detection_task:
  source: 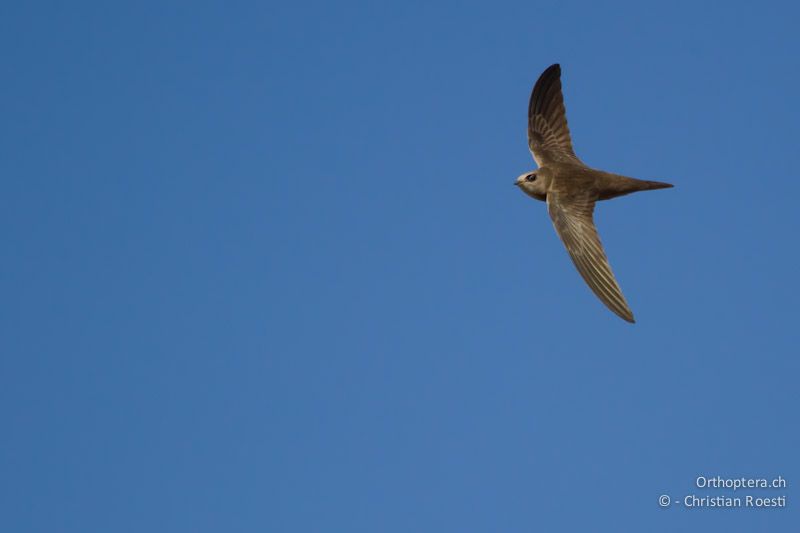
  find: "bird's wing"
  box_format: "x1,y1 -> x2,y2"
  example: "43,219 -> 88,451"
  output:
547,192 -> 635,322
528,64 -> 583,167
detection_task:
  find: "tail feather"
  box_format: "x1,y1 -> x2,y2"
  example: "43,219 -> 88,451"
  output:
638,179 -> 674,191
599,174 -> 673,200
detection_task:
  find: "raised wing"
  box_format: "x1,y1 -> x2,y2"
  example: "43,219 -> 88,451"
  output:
547,192 -> 635,322
528,64 -> 583,167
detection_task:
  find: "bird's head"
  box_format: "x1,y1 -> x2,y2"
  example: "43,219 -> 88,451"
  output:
514,170 -> 547,201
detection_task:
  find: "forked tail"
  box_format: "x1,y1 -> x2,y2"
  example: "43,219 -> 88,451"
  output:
598,173 -> 674,200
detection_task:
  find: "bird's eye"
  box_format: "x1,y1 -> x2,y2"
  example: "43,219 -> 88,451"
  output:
526,173 -> 537,182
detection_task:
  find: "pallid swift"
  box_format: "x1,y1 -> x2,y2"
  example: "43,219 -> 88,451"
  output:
515,64 -> 673,323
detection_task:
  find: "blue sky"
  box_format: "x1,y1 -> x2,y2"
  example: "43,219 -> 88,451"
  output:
1,1 -> 798,531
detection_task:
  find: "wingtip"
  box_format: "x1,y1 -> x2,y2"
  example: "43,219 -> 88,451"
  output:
616,310 -> 636,324
618,308 -> 636,323
616,313 -> 635,324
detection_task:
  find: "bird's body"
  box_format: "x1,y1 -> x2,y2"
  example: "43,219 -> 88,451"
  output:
515,64 -> 673,323
519,164 -> 672,203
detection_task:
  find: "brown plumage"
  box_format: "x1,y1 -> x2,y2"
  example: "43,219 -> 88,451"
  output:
515,64 -> 673,323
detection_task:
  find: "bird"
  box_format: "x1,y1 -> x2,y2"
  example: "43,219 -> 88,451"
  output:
514,64 -> 673,323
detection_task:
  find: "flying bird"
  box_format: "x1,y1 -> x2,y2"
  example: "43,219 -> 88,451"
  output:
515,64 -> 672,323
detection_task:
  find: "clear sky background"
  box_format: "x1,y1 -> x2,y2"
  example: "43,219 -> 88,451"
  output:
2,1 -> 798,531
